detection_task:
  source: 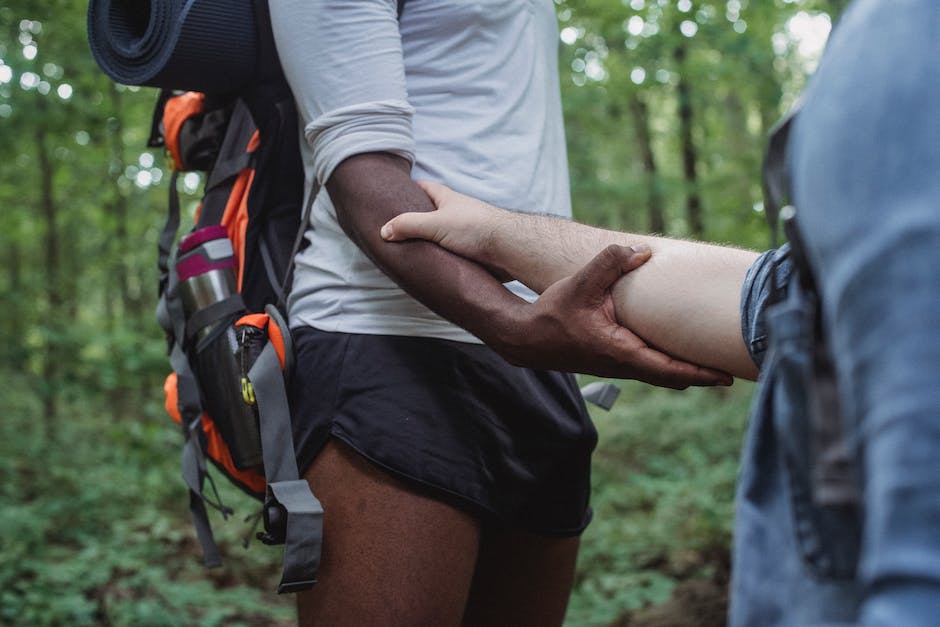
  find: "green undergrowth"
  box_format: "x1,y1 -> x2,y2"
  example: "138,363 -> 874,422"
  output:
567,378 -> 755,627
0,373 -> 292,627
1,371 -> 753,626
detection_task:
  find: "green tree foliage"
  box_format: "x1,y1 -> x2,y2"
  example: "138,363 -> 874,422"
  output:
0,0 -> 843,624
0,0 -> 196,427
556,0 -> 840,247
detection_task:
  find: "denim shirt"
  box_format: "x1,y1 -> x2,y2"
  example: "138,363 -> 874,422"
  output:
732,245 -> 864,626
730,1 -> 940,624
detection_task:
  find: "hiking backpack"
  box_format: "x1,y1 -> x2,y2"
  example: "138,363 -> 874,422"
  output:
150,85 -> 322,594
136,0 -> 335,593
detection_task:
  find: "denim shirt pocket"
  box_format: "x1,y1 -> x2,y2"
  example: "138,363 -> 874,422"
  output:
766,285 -> 862,582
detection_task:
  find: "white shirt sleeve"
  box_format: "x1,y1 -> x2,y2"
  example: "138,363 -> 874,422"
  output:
270,0 -> 416,185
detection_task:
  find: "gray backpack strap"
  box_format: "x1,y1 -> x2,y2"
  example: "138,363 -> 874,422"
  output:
579,381 -> 620,411
184,294 -> 245,341
247,326 -> 323,594
170,340 -> 233,568
181,425 -> 225,568
266,480 -> 324,593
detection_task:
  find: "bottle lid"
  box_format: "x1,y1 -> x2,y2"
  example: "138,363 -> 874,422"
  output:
176,249 -> 237,282
177,225 -> 237,282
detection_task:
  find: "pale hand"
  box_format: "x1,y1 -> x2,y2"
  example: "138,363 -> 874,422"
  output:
381,180 -> 512,277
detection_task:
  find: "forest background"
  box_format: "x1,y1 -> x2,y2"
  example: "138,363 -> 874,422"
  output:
0,0 -> 846,625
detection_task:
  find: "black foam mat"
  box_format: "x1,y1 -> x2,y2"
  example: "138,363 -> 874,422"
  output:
87,0 -> 258,93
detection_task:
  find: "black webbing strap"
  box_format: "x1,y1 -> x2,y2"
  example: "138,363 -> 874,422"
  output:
163,246 -> 188,351
147,89 -> 174,150
181,426 -> 229,567
248,339 -> 323,593
184,294 -> 246,340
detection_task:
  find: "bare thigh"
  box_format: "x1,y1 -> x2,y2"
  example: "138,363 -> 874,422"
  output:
296,439 -> 481,627
462,526 -> 581,627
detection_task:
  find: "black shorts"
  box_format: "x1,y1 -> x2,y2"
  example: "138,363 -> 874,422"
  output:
289,327 -> 597,536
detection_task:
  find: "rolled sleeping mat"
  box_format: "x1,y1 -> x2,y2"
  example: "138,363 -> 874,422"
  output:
87,0 -> 258,94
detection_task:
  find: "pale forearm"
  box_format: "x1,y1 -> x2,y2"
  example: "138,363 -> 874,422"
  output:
611,240 -> 758,380
474,213 -> 759,379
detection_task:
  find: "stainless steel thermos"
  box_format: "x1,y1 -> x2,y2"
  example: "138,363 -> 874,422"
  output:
176,226 -> 263,470
177,225 -> 239,335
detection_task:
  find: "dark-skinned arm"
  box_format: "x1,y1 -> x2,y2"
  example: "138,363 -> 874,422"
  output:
326,151 -> 731,387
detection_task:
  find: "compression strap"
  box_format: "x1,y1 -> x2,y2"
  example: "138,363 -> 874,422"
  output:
248,327 -> 323,593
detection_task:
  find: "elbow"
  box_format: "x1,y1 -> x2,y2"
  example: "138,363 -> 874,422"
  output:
325,151 -> 430,261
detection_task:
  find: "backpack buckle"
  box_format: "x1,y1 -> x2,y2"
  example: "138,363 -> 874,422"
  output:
258,499 -> 287,546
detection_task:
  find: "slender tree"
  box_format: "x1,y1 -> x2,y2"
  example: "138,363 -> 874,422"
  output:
628,92 -> 665,233
36,118 -> 61,427
673,43 -> 704,238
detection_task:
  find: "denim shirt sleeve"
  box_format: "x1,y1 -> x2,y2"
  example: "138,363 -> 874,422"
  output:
789,1 -> 940,624
739,243 -> 792,371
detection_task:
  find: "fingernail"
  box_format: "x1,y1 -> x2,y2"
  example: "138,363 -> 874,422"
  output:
380,223 -> 393,239
630,243 -> 651,254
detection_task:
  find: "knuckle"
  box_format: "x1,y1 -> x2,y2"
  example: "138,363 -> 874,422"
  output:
601,244 -> 627,262
602,243 -> 624,257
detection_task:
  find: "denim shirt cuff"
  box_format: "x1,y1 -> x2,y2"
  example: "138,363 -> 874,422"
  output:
740,243 -> 793,370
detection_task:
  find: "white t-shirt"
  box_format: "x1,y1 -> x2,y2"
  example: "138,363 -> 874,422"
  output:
271,0 -> 571,343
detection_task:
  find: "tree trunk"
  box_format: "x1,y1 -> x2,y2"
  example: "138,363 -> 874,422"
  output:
674,44 -> 704,238
107,88 -> 134,322
757,71 -> 784,139
36,125 -> 60,429
723,93 -> 749,154
3,237 -> 25,371
628,93 -> 666,233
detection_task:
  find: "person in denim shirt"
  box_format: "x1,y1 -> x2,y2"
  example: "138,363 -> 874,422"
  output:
380,0 -> 940,623
732,1 -> 940,623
